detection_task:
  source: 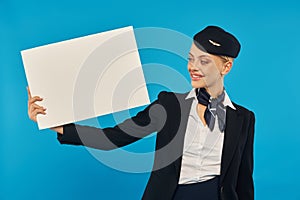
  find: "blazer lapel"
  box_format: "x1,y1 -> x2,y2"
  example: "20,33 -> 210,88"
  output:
220,106 -> 244,183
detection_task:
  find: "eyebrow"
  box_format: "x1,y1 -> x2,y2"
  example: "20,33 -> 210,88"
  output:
189,53 -> 211,59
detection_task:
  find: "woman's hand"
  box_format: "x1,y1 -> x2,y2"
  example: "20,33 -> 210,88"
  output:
27,86 -> 63,134
27,87 -> 46,122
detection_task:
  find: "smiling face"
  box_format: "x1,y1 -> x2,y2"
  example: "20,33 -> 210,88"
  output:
188,42 -> 233,96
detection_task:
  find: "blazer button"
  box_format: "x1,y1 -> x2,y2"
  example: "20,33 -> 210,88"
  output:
220,186 -> 224,193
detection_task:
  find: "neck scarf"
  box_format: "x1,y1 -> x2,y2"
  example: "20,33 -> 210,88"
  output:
196,88 -> 226,132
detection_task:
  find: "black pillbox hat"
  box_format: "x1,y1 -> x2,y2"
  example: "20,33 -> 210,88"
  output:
193,26 -> 241,58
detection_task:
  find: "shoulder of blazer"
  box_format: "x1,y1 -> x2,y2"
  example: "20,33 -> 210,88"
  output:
232,102 -> 255,117
230,102 -> 255,129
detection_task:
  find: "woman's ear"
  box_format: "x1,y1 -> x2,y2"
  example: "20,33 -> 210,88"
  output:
221,61 -> 233,75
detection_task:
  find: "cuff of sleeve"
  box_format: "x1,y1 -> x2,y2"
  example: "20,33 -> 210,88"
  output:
57,123 -> 83,145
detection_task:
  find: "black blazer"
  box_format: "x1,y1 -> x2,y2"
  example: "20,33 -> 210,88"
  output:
58,91 -> 255,200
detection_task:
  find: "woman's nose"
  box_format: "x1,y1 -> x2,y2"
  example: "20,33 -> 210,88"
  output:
189,61 -> 200,71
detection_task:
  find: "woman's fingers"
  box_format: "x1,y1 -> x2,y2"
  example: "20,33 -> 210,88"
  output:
27,87 -> 46,122
28,96 -> 43,106
32,108 -> 46,116
30,103 -> 45,111
29,103 -> 46,113
29,107 -> 46,122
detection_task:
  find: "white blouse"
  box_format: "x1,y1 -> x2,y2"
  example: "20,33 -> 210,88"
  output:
178,89 -> 236,184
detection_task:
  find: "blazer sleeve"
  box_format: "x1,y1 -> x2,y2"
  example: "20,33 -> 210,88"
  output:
236,111 -> 255,200
56,92 -> 167,150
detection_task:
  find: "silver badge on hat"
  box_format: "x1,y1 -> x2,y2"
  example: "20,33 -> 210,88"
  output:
209,39 -> 221,47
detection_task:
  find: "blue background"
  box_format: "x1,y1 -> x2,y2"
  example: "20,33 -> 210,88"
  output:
1,0 -> 300,199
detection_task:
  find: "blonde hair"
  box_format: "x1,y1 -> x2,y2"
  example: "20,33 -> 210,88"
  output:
219,55 -> 234,63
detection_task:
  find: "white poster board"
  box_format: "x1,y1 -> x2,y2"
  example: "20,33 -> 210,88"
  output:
22,26 -> 150,129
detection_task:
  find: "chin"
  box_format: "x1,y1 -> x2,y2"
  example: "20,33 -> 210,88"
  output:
191,81 -> 206,89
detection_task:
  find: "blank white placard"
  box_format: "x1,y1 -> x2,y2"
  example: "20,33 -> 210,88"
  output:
22,26 -> 150,130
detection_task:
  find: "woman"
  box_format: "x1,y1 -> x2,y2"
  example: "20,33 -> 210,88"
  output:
28,26 -> 255,200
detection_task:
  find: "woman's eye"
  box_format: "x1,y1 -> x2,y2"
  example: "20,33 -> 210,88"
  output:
201,60 -> 209,65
